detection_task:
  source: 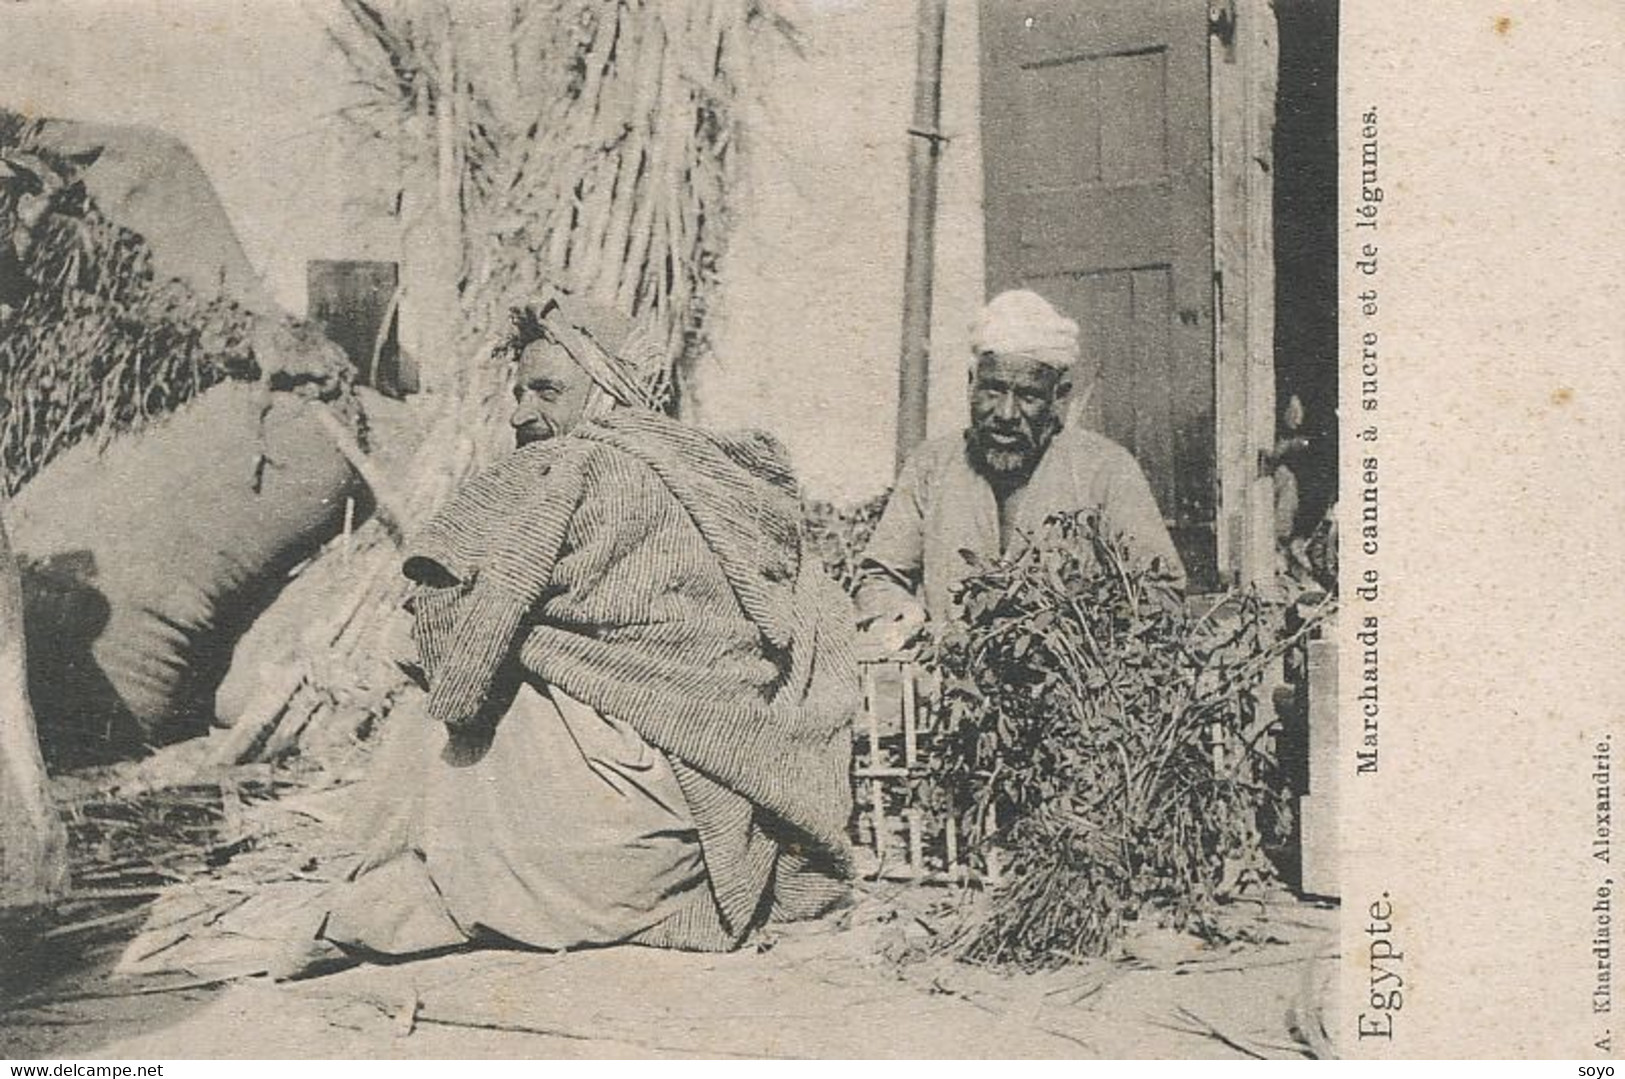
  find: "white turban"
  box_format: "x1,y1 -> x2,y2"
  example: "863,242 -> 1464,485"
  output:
969,289 -> 1080,370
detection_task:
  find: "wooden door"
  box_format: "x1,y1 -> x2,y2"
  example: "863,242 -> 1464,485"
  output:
981,0 -> 1217,588
307,260 -> 407,396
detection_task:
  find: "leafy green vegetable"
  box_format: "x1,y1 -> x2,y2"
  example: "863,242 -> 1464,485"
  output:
922,510 -> 1324,968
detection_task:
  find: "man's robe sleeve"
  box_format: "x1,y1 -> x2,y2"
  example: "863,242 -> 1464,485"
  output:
417,454 -> 590,729
853,451 -> 931,627
1102,453 -> 1188,591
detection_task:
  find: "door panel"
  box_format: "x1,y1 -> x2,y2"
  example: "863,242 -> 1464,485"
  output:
982,0 -> 1217,587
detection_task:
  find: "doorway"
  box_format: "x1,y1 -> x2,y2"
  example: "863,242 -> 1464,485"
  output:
1273,0 -> 1339,539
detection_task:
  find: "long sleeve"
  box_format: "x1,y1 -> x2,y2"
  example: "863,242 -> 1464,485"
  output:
1101,454 -> 1187,591
853,451 -> 931,627
419,452 -> 590,729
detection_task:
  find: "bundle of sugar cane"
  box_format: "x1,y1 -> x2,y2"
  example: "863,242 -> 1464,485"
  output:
329,0 -> 766,403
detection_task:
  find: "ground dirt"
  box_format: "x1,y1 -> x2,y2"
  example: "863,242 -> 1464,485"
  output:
2,864 -> 1334,1059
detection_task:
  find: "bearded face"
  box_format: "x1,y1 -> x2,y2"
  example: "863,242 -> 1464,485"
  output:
966,353 -> 1071,485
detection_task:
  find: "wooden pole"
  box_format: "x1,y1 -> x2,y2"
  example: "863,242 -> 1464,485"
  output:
893,0 -> 948,473
1211,0 -> 1280,589
0,516 -> 68,908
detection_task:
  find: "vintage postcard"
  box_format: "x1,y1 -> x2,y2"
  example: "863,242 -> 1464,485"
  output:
0,0 -> 1617,1063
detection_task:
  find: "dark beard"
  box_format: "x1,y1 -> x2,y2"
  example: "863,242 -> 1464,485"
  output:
966,427 -> 1051,489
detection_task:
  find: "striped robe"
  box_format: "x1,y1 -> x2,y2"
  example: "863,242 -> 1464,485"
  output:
385,411 -> 856,951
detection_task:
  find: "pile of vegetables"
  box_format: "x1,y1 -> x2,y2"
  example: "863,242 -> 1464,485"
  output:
923,511 -> 1323,968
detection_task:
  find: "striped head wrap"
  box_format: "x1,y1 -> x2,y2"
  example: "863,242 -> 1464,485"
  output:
498,290 -> 672,414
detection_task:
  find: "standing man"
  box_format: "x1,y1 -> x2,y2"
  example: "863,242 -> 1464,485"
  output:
857,289 -> 1184,649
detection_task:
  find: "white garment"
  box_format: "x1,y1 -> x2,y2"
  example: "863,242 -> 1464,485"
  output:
323,681 -> 706,955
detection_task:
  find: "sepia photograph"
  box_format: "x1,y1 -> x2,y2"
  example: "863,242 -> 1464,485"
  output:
1,0 -> 1608,1063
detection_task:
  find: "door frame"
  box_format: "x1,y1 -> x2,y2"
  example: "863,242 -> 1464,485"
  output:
1211,0 -> 1279,590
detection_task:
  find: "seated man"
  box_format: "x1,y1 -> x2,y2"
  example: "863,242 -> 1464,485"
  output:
305,292 -> 855,966
857,289 -> 1185,649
